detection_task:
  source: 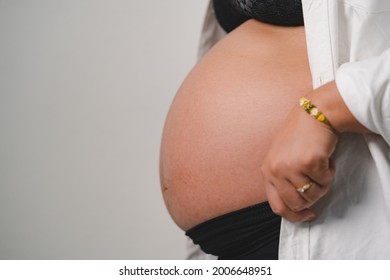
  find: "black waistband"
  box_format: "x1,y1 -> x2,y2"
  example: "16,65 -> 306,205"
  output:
186,202 -> 281,260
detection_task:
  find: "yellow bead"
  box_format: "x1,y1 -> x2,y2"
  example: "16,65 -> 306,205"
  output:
317,114 -> 326,122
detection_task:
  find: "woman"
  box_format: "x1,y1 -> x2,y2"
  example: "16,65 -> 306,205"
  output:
160,0 -> 390,259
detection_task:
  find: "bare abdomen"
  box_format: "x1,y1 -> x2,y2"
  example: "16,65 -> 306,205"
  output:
160,20 -> 312,230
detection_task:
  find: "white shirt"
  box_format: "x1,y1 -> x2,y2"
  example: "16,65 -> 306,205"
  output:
280,0 -> 390,260
196,0 -> 390,259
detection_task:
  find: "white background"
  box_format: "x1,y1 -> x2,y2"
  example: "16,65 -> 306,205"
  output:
0,0 -> 209,259
0,260 -> 386,280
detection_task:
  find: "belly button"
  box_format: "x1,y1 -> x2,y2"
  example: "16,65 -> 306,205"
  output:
161,177 -> 169,192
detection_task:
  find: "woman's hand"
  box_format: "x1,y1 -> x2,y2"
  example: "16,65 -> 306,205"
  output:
261,104 -> 338,222
261,81 -> 370,222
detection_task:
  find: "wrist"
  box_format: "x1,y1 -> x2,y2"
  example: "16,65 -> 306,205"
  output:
299,97 -> 334,130
305,81 -> 370,134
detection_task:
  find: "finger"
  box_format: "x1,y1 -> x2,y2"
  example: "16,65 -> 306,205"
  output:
272,177 -> 311,212
265,182 -> 316,222
294,179 -> 329,206
304,158 -> 336,186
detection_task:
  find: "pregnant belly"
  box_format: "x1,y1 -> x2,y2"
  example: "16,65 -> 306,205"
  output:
160,20 -> 312,230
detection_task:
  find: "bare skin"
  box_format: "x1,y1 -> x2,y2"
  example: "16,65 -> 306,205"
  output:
160,20 -> 313,230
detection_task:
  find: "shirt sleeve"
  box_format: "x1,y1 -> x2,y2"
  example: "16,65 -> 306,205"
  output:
335,48 -> 390,145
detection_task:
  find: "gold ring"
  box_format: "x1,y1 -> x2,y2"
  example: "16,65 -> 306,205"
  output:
296,181 -> 313,193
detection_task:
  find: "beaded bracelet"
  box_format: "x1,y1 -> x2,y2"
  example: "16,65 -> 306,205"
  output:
299,97 -> 332,127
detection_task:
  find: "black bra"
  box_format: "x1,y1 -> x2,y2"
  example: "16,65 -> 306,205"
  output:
213,0 -> 304,33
